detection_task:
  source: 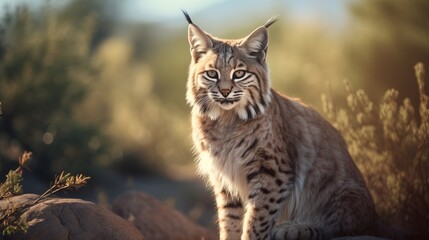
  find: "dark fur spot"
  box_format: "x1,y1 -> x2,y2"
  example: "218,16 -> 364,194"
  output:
252,73 -> 265,105
249,90 -> 256,104
256,149 -> 273,161
245,158 -> 258,167
308,227 -> 314,239
201,102 -> 208,113
269,209 -> 278,215
261,187 -> 270,194
276,196 -> 287,204
314,228 -> 321,239
260,166 -> 276,177
241,138 -> 258,158
260,224 -> 270,233
245,106 -> 253,119
252,225 -> 258,234
279,168 -> 293,175
214,148 -> 221,156
278,188 -> 288,193
247,171 -> 259,183
236,138 -> 245,148
226,214 -> 241,220
224,201 -> 242,209
260,221 -> 269,228
249,192 -> 258,199
247,166 -> 276,185
253,103 -> 261,115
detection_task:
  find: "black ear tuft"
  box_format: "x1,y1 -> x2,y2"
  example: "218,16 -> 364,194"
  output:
186,14 -> 213,63
182,10 -> 193,24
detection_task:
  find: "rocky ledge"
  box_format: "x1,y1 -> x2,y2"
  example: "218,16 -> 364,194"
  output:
0,192 -> 388,240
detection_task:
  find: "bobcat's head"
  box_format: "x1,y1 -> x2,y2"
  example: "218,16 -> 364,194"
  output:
184,11 -> 277,120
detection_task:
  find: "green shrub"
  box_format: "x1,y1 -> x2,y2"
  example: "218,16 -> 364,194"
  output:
0,5 -> 109,178
322,63 -> 429,232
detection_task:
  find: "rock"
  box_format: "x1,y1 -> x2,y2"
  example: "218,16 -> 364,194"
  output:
0,194 -> 144,240
112,191 -> 217,240
333,237 -> 389,240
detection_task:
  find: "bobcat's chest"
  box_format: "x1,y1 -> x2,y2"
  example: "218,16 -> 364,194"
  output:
192,115 -> 269,199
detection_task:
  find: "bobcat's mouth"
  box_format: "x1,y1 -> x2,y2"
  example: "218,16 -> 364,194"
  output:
218,99 -> 236,104
214,97 -> 240,105
214,98 -> 240,110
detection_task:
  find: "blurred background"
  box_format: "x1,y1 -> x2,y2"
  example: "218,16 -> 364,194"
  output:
0,0 -> 428,234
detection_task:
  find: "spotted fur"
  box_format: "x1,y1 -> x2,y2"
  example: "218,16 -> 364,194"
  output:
184,12 -> 378,240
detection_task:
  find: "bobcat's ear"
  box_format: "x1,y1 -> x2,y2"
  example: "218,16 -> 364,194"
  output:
240,26 -> 268,63
188,24 -> 213,62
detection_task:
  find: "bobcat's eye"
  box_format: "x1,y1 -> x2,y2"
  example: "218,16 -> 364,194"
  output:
232,70 -> 247,81
204,70 -> 219,81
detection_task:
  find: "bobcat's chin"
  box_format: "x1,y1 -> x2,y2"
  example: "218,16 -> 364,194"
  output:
216,100 -> 238,110
205,100 -> 244,120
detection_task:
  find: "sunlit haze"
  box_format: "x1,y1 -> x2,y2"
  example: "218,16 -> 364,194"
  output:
0,0 -> 348,26
121,0 -> 225,22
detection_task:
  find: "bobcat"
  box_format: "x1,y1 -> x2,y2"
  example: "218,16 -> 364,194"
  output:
184,11 -> 378,240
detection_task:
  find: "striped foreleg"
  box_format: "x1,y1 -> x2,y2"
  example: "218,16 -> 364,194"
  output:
215,187 -> 244,240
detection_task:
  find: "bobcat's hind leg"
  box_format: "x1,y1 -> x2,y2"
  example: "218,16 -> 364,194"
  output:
271,223 -> 324,240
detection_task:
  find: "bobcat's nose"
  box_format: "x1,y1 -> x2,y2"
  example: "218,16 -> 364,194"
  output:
219,88 -> 231,98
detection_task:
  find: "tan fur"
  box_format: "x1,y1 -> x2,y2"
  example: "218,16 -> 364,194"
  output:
184,13 -> 377,240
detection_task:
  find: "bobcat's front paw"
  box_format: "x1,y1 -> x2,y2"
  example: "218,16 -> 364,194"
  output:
271,223 -> 323,240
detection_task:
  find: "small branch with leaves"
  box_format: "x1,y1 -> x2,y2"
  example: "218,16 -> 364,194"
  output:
0,151 -> 31,200
0,151 -> 90,237
31,171 -> 90,206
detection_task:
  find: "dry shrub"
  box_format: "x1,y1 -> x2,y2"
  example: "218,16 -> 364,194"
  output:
322,63 -> 429,233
